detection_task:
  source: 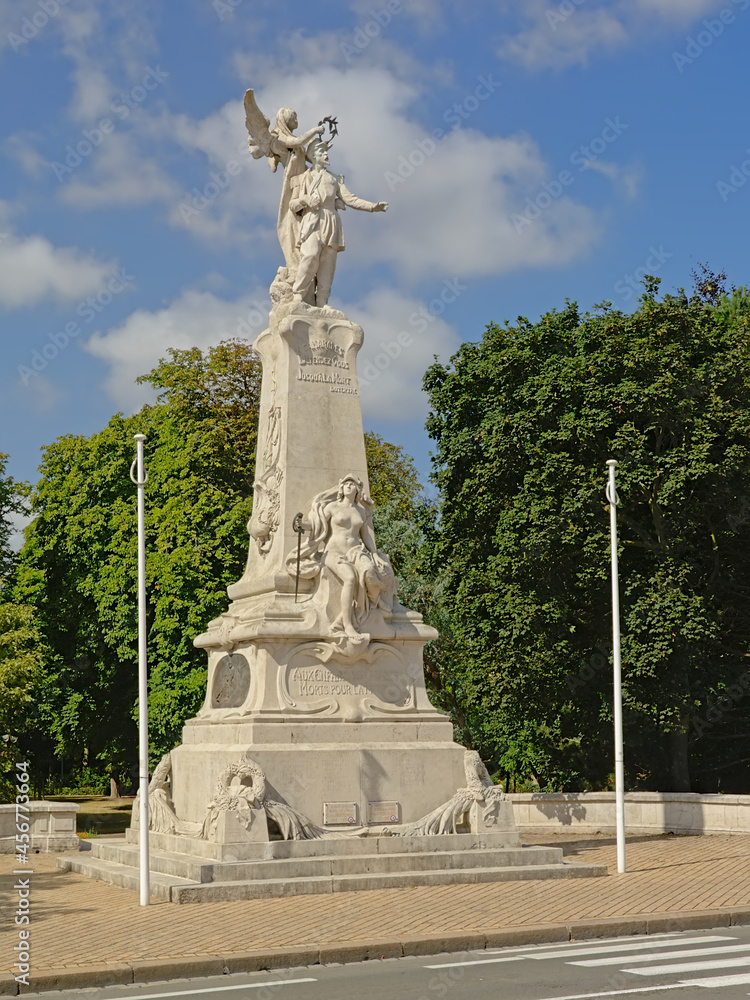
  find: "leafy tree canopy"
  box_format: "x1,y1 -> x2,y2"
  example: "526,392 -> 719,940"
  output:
0,452 -> 28,587
424,276 -> 750,792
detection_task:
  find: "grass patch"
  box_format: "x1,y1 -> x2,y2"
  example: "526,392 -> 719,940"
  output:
45,795 -> 135,836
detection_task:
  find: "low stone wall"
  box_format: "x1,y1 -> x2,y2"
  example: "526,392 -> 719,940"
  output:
0,801 -> 81,853
510,791 -> 750,835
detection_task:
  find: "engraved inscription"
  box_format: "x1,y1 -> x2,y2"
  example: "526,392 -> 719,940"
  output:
323,802 -> 358,825
290,665 -> 368,698
296,335 -> 357,394
368,801 -> 400,824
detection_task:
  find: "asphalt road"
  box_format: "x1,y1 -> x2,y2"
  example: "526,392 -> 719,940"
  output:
24,926 -> 750,1000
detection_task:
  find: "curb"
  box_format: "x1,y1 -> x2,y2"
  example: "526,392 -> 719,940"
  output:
10,908 -> 750,995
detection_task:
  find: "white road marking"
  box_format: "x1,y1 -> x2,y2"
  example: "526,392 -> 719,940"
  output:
573,943 -> 750,967
426,935 -> 736,968
483,932 -> 687,955
627,956 -> 750,976
679,972 -> 750,987
532,985 -> 687,1000
424,956 -> 526,968
99,979 -> 318,1000
532,936 -> 734,961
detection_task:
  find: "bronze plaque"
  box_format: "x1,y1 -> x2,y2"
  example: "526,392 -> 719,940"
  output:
367,801 -> 400,824
323,802 -> 358,826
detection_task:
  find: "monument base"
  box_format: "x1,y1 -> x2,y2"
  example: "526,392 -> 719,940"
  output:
58,827 -> 607,903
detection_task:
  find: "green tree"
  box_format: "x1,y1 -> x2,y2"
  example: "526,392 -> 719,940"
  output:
13,341 -> 262,784
424,279 -> 750,792
0,455 -> 45,798
0,452 -> 28,586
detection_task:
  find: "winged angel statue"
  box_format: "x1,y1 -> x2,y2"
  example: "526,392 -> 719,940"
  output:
244,90 -> 387,307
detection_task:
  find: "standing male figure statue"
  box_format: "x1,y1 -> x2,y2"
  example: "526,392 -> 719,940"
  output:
290,139 -> 387,307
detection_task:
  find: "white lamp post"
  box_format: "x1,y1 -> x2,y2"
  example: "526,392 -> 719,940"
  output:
130,434 -> 150,905
606,459 -> 626,874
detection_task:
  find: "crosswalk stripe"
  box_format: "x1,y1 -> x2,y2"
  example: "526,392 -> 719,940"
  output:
424,956 -> 525,968
425,935 -> 737,969
572,943 -> 750,967
529,985 -> 687,1000
679,972 -> 750,988
626,956 -> 750,976
531,936 -> 734,962
483,932 -> 690,955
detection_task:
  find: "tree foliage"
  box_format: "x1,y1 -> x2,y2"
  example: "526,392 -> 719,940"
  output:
424,278 -> 750,792
0,452 -> 28,587
13,342 -> 262,782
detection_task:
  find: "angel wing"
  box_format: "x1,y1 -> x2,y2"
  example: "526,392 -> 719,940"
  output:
243,89 -> 273,161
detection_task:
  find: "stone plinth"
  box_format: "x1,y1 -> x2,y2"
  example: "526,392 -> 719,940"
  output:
1,801 -> 80,853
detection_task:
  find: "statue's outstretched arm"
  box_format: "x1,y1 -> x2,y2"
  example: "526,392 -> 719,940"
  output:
337,179 -> 388,213
284,124 -> 326,149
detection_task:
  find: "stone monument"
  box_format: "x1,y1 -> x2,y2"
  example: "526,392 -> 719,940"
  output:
61,92 -> 606,898
171,90 -> 484,841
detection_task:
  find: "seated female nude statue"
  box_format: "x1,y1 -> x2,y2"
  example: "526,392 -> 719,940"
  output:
292,474 -> 396,639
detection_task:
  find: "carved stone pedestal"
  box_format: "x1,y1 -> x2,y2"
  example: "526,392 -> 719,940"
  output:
162,298 -> 476,841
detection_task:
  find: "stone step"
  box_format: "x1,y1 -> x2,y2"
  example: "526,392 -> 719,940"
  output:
57,852 -> 197,902
89,839 -> 565,882
90,840 -> 211,881
170,861 -> 608,903
209,846 -> 564,881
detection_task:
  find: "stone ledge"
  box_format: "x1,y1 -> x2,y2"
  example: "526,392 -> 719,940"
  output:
511,791 -> 750,836
130,956 -> 227,983
318,940 -> 404,963
485,924 -> 569,947
222,947 -> 320,973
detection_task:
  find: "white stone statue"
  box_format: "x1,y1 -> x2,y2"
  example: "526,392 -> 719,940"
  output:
291,474 -> 396,640
244,91 -> 388,305
244,91 -> 326,273
290,140 -> 388,306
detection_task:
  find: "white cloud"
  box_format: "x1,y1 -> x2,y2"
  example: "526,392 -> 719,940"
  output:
338,286 -> 462,423
86,280 -> 460,424
160,65 -> 600,278
84,287 -> 269,409
0,205 -> 120,309
498,0 -> 725,70
59,132 -> 177,209
4,133 -> 47,177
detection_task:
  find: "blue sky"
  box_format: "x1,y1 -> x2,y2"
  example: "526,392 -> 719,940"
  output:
1,0 -> 749,512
